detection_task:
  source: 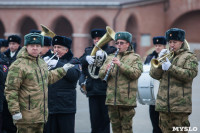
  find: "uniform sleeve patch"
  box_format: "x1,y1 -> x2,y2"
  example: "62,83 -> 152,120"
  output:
3,65 -> 8,72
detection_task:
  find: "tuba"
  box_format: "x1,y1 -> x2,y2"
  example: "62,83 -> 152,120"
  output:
88,26 -> 116,79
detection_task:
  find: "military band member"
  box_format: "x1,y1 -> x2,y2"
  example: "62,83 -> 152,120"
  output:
4,35 -> 21,66
79,29 -> 116,133
0,39 -> 9,53
0,55 -> 9,133
4,33 -> 74,133
150,28 -> 198,133
1,36 -> 18,133
144,36 -> 166,133
45,35 -> 81,133
40,36 -> 53,58
99,31 -> 143,133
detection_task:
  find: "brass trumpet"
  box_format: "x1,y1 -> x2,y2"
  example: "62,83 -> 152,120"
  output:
47,53 -> 59,70
40,24 -> 59,70
151,51 -> 174,68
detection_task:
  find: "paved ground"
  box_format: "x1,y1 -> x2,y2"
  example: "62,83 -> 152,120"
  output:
75,62 -> 200,133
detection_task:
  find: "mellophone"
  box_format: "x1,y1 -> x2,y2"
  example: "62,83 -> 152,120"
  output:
137,65 -> 159,105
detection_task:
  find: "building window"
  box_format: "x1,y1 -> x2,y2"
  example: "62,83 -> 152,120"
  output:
141,34 -> 151,47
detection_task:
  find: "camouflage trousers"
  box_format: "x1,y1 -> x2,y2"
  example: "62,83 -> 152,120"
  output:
108,105 -> 135,133
16,123 -> 44,133
159,112 -> 190,133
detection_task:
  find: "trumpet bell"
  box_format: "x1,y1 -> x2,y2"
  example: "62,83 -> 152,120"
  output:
90,26 -> 115,56
41,24 -> 56,38
151,58 -> 160,68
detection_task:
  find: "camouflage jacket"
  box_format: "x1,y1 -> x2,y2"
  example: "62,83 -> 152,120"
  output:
5,46 -> 66,124
150,41 -> 198,113
99,49 -> 143,106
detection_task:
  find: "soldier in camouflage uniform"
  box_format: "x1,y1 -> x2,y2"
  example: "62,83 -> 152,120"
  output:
99,32 -> 143,133
150,28 -> 198,133
4,33 -> 74,133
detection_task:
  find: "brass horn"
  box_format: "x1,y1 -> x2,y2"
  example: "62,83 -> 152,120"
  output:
40,24 -> 56,38
40,24 -> 58,70
151,51 -> 174,68
90,26 -> 115,56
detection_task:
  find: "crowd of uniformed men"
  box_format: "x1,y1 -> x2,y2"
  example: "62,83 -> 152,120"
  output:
0,26 -> 198,133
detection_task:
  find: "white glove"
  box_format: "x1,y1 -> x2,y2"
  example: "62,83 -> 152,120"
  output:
63,63 -> 75,72
159,49 -> 169,58
12,112 -> 22,120
47,59 -> 58,69
86,56 -> 95,65
162,58 -> 171,71
96,50 -> 105,57
43,56 -> 50,63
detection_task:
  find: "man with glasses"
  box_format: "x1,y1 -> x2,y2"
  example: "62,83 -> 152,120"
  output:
150,28 -> 198,133
99,31 -> 143,133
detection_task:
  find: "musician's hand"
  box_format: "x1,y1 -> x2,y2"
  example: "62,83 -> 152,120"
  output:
96,50 -> 106,58
86,56 -> 95,65
159,49 -> 169,58
12,112 -> 22,121
112,57 -> 120,66
47,59 -> 58,69
63,63 -> 74,72
162,58 -> 171,71
43,56 -> 50,63
106,64 -> 111,72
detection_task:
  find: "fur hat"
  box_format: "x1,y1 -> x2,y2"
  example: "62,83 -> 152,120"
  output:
30,29 -> 41,34
44,36 -> 52,46
115,32 -> 132,43
24,33 -> 44,46
0,39 -> 8,47
7,35 -> 21,44
166,28 -> 185,42
52,35 -> 72,49
153,36 -> 166,45
91,29 -> 106,39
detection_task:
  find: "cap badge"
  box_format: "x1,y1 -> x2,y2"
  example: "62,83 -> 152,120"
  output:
33,37 -> 36,40
156,39 -> 159,42
55,39 -> 57,41
10,38 -> 12,40
95,32 -> 97,34
118,34 -> 120,37
170,34 -> 172,37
